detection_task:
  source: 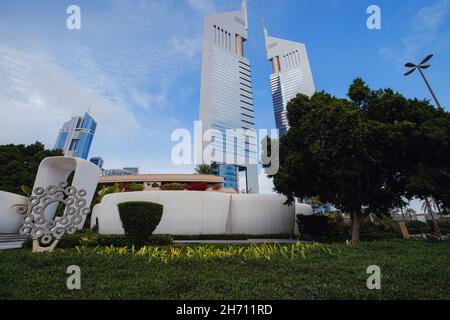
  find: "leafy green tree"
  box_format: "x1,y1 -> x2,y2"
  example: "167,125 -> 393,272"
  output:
0,142 -> 63,195
269,78 -> 450,241
195,164 -> 213,175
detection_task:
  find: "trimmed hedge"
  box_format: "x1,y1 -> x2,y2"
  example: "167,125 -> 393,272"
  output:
23,232 -> 173,249
172,234 -> 293,241
118,201 -> 164,247
296,215 -> 329,236
160,183 -> 186,190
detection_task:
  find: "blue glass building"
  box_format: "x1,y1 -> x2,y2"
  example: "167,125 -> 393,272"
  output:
54,112 -> 97,159
89,157 -> 104,169
211,163 -> 239,190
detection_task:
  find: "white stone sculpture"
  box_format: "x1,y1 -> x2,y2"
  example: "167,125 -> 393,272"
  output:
0,157 -> 101,252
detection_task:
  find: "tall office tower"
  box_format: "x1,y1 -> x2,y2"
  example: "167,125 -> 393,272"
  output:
54,112 -> 97,159
264,26 -> 315,136
198,0 -> 259,193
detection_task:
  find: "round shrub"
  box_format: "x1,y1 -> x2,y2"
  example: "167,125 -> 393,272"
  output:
118,201 -> 164,246
328,212 -> 348,235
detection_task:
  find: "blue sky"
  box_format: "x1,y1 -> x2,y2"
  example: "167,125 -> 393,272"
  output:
0,0 -> 449,195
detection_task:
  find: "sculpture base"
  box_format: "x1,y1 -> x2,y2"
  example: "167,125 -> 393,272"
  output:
32,239 -> 60,253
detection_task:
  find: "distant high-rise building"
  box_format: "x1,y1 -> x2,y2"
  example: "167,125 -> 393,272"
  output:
54,112 -> 97,159
122,167 -> 140,175
198,0 -> 259,193
102,167 -> 140,177
264,26 -> 315,136
89,157 -> 104,169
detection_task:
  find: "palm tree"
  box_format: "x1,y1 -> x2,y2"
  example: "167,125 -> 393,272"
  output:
195,164 -> 213,175
404,208 -> 416,221
422,197 -> 442,236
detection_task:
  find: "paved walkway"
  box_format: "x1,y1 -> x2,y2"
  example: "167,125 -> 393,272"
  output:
173,239 -> 303,245
0,234 -> 27,250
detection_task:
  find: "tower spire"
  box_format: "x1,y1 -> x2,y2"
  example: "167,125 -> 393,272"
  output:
242,0 -> 248,29
263,19 -> 268,48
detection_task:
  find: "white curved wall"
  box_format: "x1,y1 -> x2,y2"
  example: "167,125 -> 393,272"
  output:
0,191 -> 28,233
92,191 -> 295,235
230,194 -> 295,234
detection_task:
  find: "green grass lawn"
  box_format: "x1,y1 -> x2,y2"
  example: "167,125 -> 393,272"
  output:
0,240 -> 449,300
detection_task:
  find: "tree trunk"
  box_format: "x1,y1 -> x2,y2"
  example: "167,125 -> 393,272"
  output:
351,212 -> 361,242
400,207 -> 406,222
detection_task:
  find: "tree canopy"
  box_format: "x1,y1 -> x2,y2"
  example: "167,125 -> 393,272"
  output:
0,142 -> 63,196
269,78 -> 450,241
195,164 -> 213,175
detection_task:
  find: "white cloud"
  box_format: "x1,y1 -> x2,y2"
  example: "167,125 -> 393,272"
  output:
415,0 -> 450,31
0,0 -> 229,173
187,0 -> 217,14
380,0 -> 450,63
170,35 -> 203,58
0,45 -> 138,147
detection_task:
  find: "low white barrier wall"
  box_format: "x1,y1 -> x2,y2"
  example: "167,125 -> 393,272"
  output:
0,191 -> 28,233
229,194 -> 295,235
91,191 -> 295,235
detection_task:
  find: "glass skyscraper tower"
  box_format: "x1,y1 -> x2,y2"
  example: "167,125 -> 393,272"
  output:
264,26 -> 315,136
198,0 -> 259,193
54,112 -> 97,159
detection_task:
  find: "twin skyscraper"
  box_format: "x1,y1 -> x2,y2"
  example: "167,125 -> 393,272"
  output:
198,0 -> 315,193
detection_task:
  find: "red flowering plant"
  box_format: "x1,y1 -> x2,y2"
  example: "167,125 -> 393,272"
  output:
185,182 -> 209,191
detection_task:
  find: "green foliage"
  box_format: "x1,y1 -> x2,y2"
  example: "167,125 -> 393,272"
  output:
296,215 -> 330,236
23,232 -> 173,249
118,201 -> 164,247
3,240 -> 450,299
406,221 -> 430,234
328,212 -> 349,235
76,242 -> 334,261
437,220 -> 450,229
128,182 -> 145,192
297,213 -> 352,238
0,142 -> 63,195
20,185 -> 32,197
160,183 -> 186,190
270,78 -> 450,241
437,220 -> 450,234
172,234 -> 292,241
95,183 -> 122,205
195,164 -> 213,175
376,217 -> 399,232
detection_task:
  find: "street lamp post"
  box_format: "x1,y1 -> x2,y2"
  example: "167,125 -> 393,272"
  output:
404,54 -> 443,109
404,54 -> 445,238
